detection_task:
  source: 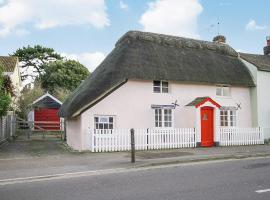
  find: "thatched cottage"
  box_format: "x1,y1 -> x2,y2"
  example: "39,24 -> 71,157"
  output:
59,31 -> 270,151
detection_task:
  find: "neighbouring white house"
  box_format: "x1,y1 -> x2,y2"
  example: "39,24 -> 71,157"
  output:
239,36 -> 270,139
0,56 -> 22,97
0,56 -> 21,143
59,31 -> 267,152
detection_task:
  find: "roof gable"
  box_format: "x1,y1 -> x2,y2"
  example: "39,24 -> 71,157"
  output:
59,31 -> 255,118
186,97 -> 221,108
32,93 -> 62,108
0,56 -> 18,72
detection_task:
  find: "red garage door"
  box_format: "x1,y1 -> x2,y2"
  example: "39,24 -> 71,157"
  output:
34,108 -> 60,130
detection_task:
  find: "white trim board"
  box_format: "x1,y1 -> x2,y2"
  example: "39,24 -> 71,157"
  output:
32,92 -> 62,105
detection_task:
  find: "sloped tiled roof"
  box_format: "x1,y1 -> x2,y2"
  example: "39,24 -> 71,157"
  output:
0,56 -> 18,72
186,97 -> 221,108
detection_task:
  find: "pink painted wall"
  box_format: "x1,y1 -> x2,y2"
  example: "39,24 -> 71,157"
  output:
66,115 -> 83,151
66,80 -> 253,150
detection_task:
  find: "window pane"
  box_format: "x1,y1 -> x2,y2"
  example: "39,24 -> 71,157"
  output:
109,124 -> 113,129
164,122 -> 168,127
99,124 -> 103,129
109,117 -> 113,123
153,80 -> 161,86
216,87 -> 222,96
162,87 -> 168,93
94,117 -> 98,122
162,81 -> 168,87
154,87 -> 161,93
104,124 -> 108,129
100,117 -> 108,123
223,87 -> 230,96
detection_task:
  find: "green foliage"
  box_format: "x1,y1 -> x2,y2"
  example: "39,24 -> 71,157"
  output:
3,76 -> 15,96
12,45 -> 62,81
52,87 -> 71,102
17,83 -> 44,119
39,60 -> 90,94
0,66 -> 11,116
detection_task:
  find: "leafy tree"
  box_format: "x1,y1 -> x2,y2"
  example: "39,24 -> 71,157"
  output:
17,83 -> 44,119
12,45 -> 62,82
0,66 -> 12,116
38,60 -> 90,93
52,87 -> 71,102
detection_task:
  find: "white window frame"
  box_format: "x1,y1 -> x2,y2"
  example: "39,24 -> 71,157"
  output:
94,115 -> 114,130
216,86 -> 231,97
154,108 -> 173,128
220,109 -> 236,127
153,80 -> 169,93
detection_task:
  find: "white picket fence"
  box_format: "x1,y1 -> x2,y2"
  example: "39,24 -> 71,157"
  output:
219,127 -> 264,146
90,128 -> 196,152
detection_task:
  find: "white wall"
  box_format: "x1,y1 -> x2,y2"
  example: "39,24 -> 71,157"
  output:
241,58 -> 270,139
257,71 -> 270,139
73,80 -> 252,150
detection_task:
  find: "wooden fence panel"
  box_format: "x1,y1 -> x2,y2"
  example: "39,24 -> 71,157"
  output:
89,128 -> 196,152
219,127 -> 264,146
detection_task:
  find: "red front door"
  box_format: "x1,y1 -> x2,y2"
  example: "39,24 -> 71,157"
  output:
201,106 -> 214,147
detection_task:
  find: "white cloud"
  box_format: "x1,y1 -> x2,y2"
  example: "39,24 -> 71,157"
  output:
15,28 -> 30,36
246,20 -> 267,31
0,0 -> 110,37
62,52 -> 106,72
139,0 -> 203,38
120,1 -> 129,11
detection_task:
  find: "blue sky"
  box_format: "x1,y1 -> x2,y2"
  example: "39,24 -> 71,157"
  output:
0,0 -> 269,72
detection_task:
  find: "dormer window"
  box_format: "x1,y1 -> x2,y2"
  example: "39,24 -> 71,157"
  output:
153,80 -> 169,93
216,86 -> 230,97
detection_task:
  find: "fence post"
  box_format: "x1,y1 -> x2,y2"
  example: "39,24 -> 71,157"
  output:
130,128 -> 135,163
64,119 -> 67,141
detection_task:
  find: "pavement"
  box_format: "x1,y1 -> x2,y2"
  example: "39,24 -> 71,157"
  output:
1,157 -> 270,200
0,138 -> 270,182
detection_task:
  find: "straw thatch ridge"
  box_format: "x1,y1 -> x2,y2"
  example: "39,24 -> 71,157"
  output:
0,56 -> 18,72
59,31 -> 255,118
239,52 -> 270,72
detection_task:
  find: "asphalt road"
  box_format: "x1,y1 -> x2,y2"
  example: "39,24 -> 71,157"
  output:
0,157 -> 270,200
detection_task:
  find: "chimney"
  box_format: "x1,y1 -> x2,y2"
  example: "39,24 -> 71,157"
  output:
264,36 -> 270,55
213,35 -> 226,43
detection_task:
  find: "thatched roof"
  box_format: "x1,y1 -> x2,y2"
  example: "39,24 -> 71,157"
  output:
0,56 -> 18,72
59,31 -> 255,118
239,53 -> 270,72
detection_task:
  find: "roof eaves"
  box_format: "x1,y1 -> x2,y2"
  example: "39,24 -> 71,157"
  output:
69,79 -> 128,118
